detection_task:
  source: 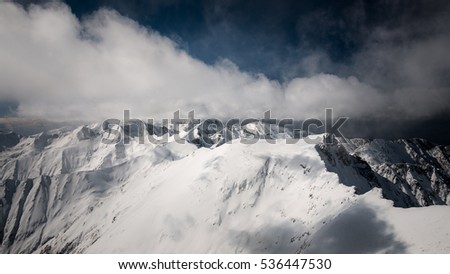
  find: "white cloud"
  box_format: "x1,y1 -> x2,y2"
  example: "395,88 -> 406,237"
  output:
0,2 -> 446,123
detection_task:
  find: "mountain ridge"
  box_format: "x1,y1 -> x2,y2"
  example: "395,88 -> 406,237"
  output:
0,123 -> 449,253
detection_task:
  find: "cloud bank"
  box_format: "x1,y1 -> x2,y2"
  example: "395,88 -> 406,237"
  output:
0,2 -> 449,123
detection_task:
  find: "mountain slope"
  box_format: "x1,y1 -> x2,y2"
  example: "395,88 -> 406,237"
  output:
0,124 -> 449,253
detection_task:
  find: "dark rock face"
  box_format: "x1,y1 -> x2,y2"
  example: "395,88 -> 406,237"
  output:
0,131 -> 20,152
317,136 -> 450,207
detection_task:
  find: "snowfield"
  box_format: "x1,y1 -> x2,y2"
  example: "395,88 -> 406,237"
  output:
0,123 -> 449,253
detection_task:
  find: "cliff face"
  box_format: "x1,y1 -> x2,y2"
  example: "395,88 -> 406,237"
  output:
317,137 -> 450,207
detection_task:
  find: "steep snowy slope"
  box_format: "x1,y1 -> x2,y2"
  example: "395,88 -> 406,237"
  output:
0,123 -> 449,253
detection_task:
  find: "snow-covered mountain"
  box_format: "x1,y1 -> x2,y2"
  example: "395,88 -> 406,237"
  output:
0,123 -> 449,254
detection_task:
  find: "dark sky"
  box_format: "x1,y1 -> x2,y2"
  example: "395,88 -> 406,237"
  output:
3,0 -> 450,144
